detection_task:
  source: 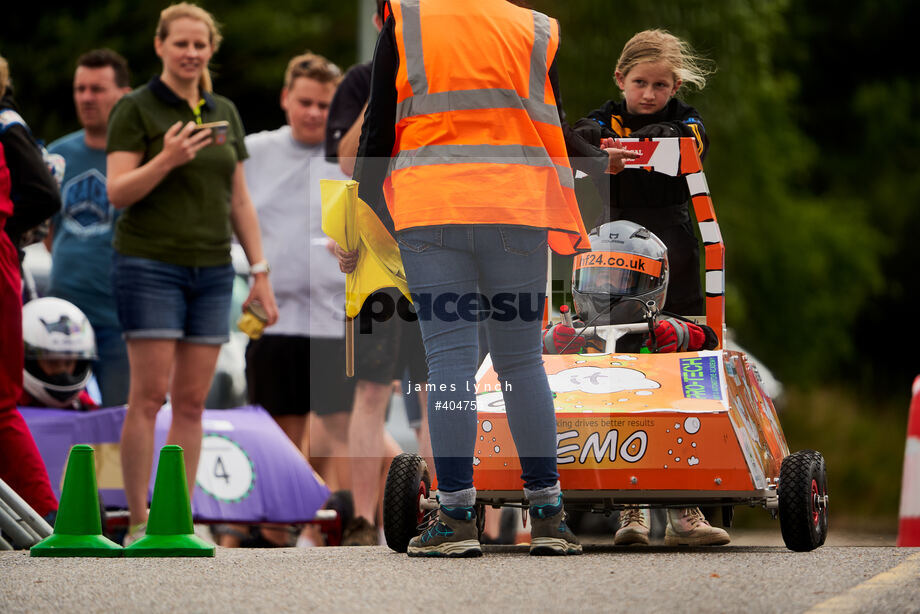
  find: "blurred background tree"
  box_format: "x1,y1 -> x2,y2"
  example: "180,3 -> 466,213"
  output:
1,1 -> 356,140
2,0 -> 917,525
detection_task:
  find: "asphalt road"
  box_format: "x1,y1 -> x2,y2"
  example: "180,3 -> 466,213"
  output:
3,531 -> 918,613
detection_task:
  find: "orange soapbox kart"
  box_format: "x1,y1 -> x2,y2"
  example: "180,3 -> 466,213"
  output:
382,137 -> 828,553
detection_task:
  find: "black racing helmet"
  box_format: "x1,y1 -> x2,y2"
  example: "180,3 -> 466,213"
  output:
572,221 -> 669,325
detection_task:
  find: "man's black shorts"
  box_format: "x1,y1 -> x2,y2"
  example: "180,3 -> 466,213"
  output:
246,335 -> 355,416
354,288 -> 427,385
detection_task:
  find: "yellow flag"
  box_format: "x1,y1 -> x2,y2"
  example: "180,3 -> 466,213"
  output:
320,179 -> 411,318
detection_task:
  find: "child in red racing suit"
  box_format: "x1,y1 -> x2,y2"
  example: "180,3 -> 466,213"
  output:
542,219 -> 730,546
0,58 -> 62,523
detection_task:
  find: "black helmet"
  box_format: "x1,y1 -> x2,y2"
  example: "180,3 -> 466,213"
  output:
571,221 -> 669,325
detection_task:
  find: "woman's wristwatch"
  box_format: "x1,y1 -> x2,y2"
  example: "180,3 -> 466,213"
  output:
249,259 -> 271,276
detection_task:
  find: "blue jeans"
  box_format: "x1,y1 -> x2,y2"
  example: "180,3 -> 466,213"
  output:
397,225 -> 558,493
92,324 -> 130,407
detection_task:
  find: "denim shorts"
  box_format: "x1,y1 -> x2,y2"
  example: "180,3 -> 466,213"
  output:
112,253 -> 234,345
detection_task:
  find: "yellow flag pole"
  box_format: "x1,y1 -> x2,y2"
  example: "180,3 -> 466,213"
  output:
345,316 -> 355,377
343,182 -> 358,378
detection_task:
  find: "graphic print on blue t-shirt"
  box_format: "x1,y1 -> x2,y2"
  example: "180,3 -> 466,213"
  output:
47,130 -> 121,330
60,168 -> 114,237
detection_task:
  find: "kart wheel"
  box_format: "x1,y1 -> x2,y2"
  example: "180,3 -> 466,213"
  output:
383,453 -> 431,553
778,450 -> 828,551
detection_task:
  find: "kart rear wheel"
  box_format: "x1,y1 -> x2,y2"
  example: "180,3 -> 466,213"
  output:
778,450 -> 828,551
383,453 -> 431,553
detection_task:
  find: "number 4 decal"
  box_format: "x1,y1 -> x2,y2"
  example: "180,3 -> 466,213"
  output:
196,434 -> 255,503
213,456 -> 231,484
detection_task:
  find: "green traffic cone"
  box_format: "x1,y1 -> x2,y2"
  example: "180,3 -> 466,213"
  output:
124,445 -> 214,557
30,444 -> 122,557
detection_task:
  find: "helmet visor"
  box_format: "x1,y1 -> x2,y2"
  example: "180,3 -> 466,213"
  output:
573,251 -> 663,297
24,342 -> 96,361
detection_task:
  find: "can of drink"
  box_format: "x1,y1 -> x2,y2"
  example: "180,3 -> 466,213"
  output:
237,301 -> 268,339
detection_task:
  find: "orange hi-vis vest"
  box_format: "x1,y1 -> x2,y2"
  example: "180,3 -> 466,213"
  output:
383,0 -> 590,255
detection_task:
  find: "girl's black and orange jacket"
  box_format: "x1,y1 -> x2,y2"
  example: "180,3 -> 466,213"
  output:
574,98 -> 708,316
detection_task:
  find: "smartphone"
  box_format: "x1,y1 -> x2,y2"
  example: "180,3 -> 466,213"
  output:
194,120 -> 230,146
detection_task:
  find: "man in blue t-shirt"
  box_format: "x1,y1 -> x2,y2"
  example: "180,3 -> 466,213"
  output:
46,49 -> 132,407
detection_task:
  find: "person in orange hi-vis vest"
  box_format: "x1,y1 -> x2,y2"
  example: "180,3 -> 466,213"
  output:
346,0 -> 638,557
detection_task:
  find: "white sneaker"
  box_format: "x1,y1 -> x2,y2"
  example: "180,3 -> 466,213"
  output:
123,522 -> 146,547
665,508 -> 730,546
614,506 -> 650,545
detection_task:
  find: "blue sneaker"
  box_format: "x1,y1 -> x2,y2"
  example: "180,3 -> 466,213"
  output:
529,497 -> 582,556
406,506 -> 482,558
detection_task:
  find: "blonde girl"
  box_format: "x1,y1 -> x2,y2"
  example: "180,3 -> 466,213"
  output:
575,29 -> 713,315
574,29 -> 726,546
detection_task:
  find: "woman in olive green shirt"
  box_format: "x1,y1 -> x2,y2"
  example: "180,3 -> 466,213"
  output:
106,2 -> 278,543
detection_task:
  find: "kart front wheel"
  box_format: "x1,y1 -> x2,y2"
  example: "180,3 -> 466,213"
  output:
778,450 -> 828,551
383,453 -> 431,553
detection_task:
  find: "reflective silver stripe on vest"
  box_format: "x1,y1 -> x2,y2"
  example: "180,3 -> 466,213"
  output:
395,4 -> 558,126
390,144 -> 574,189
397,88 -> 559,125
391,4 -> 570,183
400,0 -> 428,97
529,12 -> 551,104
